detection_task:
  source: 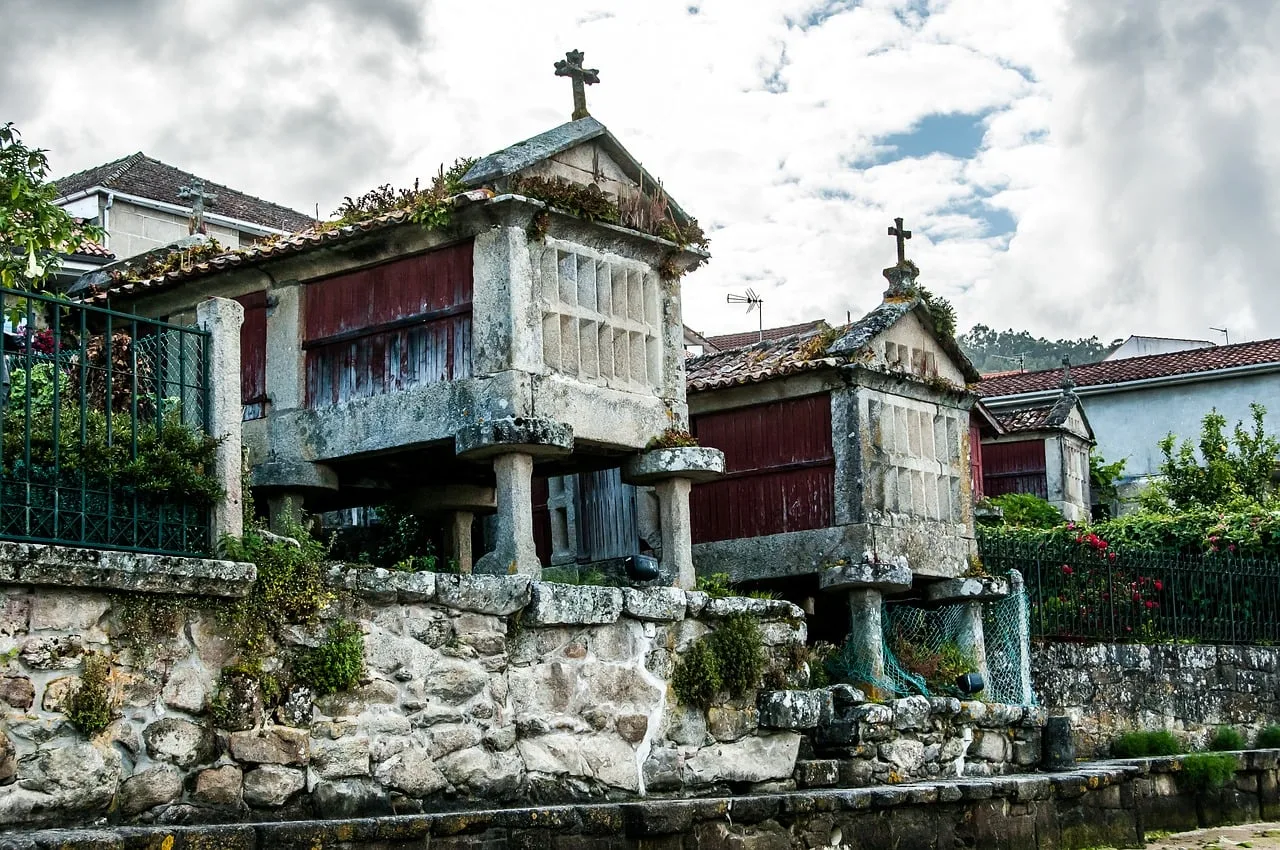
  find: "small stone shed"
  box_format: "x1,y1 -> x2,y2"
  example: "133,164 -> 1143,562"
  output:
78,115 -> 718,584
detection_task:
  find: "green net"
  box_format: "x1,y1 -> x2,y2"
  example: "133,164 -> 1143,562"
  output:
826,570 -> 1035,706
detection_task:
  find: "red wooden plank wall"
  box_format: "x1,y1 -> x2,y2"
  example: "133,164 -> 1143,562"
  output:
982,439 -> 1048,499
304,241 -> 474,407
235,291 -> 268,421
690,394 -> 835,543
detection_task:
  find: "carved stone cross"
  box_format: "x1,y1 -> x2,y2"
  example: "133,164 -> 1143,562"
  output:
555,50 -> 600,121
178,178 -> 218,235
887,216 -> 912,265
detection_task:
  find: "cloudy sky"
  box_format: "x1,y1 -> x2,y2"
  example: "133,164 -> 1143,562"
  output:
3,0 -> 1278,343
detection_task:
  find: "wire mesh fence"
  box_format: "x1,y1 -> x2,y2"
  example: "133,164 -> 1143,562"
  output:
979,530 -> 1280,645
0,287 -> 214,555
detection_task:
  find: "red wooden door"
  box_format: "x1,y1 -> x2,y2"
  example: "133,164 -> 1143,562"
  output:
690,394 -> 835,543
982,440 -> 1048,498
235,291 -> 268,421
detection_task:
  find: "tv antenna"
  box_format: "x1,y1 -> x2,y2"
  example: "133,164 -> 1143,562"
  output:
1210,327 -> 1229,344
727,288 -> 765,342
990,352 -> 1030,373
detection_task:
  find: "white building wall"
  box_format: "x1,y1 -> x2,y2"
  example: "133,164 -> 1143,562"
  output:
106,201 -> 243,258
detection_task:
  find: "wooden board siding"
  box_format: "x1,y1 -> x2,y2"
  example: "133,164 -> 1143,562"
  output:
691,394 -> 835,543
969,421 -> 984,501
982,439 -> 1048,499
575,468 -> 639,562
532,477 -> 552,567
304,241 -> 474,407
235,291 -> 268,421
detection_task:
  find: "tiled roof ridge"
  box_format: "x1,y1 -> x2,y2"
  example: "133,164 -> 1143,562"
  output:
53,151 -> 144,195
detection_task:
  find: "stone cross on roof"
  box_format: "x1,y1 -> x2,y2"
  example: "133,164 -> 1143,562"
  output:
178,178 -> 218,235
888,216 -> 912,265
555,50 -> 600,121
1059,356 -> 1076,392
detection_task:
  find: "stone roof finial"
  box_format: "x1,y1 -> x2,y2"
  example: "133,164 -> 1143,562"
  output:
882,216 -> 918,299
555,50 -> 600,121
1060,356 -> 1076,392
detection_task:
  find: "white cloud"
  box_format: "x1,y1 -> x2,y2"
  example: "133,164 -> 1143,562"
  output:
4,0 -> 1278,344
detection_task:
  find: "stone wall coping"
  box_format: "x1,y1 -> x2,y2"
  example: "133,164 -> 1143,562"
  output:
326,567 -> 799,625
924,575 -> 1010,603
0,541 -> 255,598
757,687 -> 1045,731
9,763 -> 1156,846
622,446 -> 726,485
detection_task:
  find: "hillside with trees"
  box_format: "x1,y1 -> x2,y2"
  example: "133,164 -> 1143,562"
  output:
958,324 -> 1120,374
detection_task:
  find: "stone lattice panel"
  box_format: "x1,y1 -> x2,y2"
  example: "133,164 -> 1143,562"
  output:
539,243 -> 663,395
868,395 -> 965,523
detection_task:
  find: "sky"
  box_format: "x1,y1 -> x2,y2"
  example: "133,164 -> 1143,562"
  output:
3,0 -> 1279,344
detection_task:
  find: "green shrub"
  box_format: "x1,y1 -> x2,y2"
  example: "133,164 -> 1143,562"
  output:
1111,729 -> 1183,758
1208,726 -> 1247,751
672,640 -> 721,708
695,572 -> 733,598
66,652 -> 113,735
986,493 -> 1064,529
1178,752 -> 1239,793
296,620 -> 365,695
1256,725 -> 1280,749
706,614 -> 765,698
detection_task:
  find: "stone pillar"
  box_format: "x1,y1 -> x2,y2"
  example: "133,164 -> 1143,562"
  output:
264,282 -> 303,411
622,446 -> 726,589
450,510 -> 475,574
654,477 -> 694,589
820,560 -> 912,700
924,575 -> 1013,698
1009,570 -> 1033,705
455,418 -> 574,580
197,297 -> 244,543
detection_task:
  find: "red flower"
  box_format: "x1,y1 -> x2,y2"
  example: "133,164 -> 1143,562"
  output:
1109,552 -> 1118,562
1132,592 -> 1141,602
1153,580 -> 1164,592
1062,565 -> 1074,576
1145,600 -> 1155,610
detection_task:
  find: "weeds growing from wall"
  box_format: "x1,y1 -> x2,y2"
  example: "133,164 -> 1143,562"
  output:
1178,753 -> 1239,793
296,620 -> 365,696
1110,730 -> 1184,758
672,614 -> 765,708
1209,726 -> 1247,751
66,652 -> 112,735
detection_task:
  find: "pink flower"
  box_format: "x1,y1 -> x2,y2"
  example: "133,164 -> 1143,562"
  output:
1154,580 -> 1164,592
1145,600 -> 1155,610
1062,565 -> 1074,576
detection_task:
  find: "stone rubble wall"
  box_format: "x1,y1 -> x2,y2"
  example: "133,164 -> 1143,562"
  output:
0,565 -> 812,828
14,752 -> 1280,850
1032,641 -> 1280,758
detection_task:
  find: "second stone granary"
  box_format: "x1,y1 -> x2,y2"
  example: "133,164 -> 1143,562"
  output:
82,114 -> 719,586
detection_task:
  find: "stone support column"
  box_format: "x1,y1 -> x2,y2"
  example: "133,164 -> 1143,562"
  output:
197,297 -> 244,543
622,446 -> 726,589
264,282 -> 303,411
1009,570 -> 1033,705
924,575 -> 1012,697
450,511 -> 475,574
653,477 -> 694,590
455,417 -> 574,580
267,493 -> 306,535
820,560 -> 913,700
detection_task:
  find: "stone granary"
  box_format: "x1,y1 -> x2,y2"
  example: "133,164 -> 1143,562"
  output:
76,52 -> 721,585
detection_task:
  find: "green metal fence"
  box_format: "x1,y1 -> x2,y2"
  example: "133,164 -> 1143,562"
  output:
979,530 -> 1280,645
0,287 -> 214,556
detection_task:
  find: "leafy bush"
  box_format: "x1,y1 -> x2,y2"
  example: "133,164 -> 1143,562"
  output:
296,620 -> 365,695
1147,404 -> 1279,511
1257,725 -> 1280,749
985,493 -> 1064,529
1178,753 -> 1239,793
66,652 -> 112,735
1208,726 -> 1247,751
1111,730 -> 1183,758
672,640 -> 721,708
695,572 -> 733,598
707,614 -> 765,697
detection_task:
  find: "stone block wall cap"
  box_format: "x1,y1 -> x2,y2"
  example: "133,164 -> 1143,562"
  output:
0,541 -> 256,598
528,582 -> 624,625
455,417 -> 574,460
819,560 -> 912,593
622,446 -> 726,484
924,575 -> 1010,603
251,460 -> 340,492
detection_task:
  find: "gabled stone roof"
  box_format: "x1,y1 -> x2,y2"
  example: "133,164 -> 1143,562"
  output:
55,153 -> 316,233
686,323 -> 837,391
978,338 -> 1280,397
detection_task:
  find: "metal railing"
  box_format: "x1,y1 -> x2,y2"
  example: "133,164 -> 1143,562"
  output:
0,287 -> 214,555
979,531 -> 1280,645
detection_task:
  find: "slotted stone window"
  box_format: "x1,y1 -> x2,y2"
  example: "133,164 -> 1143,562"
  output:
867,396 -> 965,523
538,243 -> 663,394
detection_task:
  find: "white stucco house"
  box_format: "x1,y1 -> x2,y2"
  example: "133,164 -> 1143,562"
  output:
978,340 -> 1280,510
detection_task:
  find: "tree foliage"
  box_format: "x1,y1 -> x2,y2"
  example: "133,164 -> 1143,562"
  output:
0,123 -> 98,290
1145,404 -> 1279,511
958,324 -> 1118,374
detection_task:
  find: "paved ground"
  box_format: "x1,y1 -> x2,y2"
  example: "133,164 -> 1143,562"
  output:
1144,824 -> 1280,850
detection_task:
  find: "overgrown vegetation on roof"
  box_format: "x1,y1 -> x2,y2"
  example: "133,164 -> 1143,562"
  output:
107,238 -> 225,285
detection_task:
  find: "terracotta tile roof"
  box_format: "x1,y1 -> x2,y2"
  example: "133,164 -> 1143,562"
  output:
73,238 -> 113,259
77,191 -> 495,303
992,395 -> 1078,433
706,320 -> 828,351
978,338 -> 1280,397
55,153 -> 315,233
687,323 -> 837,391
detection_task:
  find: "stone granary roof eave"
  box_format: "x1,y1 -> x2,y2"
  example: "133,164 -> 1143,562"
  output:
829,298 -> 982,384
76,192 -> 706,305
54,152 -> 316,234
685,325 -> 840,392
979,338 -> 1280,400
461,117 -> 696,226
